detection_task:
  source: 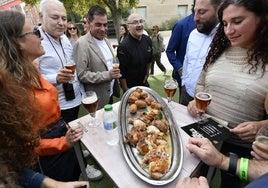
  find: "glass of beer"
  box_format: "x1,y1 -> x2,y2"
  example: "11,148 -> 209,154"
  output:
82,91 -> 101,127
255,125 -> 268,151
65,59 -> 76,83
164,78 -> 178,104
195,92 -> 212,123
113,56 -> 121,78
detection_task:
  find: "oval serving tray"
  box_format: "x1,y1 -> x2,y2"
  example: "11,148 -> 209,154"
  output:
118,86 -> 184,186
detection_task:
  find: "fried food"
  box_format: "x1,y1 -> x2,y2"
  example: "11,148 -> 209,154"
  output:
128,95 -> 138,103
145,97 -> 154,105
135,100 -> 147,109
140,92 -> 149,99
150,101 -> 162,110
129,104 -> 137,114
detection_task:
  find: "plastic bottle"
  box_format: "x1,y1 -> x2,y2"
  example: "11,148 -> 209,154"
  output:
103,104 -> 119,145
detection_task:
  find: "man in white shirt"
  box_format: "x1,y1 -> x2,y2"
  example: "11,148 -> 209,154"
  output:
73,5 -> 120,109
180,0 -> 222,105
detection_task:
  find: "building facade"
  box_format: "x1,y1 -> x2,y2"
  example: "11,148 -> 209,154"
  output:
135,0 -> 193,28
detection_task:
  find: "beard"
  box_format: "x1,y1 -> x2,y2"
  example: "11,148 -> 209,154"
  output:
196,17 -> 218,35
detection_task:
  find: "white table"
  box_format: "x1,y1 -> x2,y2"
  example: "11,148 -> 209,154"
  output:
69,101 -> 200,187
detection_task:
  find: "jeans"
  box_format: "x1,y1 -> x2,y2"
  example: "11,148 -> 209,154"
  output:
179,85 -> 194,106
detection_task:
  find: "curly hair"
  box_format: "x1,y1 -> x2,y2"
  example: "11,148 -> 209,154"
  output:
203,0 -> 268,75
0,10 -> 41,89
0,67 -> 40,186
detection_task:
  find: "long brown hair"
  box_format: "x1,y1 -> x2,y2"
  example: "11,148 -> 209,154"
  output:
203,0 -> 268,75
0,10 -> 41,89
0,66 -> 40,186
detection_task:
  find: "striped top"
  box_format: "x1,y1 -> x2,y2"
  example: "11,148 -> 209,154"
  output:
196,46 -> 268,147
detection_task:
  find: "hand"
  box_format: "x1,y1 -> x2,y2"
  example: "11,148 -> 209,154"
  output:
176,176 -> 209,188
56,69 -> 74,83
230,121 -> 262,142
178,68 -> 183,77
66,126 -> 83,148
187,100 -> 199,117
109,69 -> 121,79
251,141 -> 268,160
187,138 -> 224,168
42,177 -> 89,188
143,73 -> 149,84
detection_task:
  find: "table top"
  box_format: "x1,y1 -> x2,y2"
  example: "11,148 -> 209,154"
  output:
69,101 -> 200,187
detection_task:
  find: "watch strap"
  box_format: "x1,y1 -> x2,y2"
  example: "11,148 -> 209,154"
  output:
228,152 -> 238,176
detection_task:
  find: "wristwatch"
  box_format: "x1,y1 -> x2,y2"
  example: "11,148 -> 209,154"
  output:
228,152 -> 238,176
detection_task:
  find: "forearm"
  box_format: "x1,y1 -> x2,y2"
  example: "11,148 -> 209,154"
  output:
119,78 -> 128,93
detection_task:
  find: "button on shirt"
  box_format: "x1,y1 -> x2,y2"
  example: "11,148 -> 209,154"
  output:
181,26 -> 218,97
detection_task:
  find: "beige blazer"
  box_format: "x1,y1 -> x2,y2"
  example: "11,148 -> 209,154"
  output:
73,32 -> 114,109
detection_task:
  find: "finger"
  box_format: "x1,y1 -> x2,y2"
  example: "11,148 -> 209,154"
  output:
199,176 -> 209,186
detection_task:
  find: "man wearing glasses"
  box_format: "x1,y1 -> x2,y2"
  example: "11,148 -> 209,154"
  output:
117,13 -> 153,93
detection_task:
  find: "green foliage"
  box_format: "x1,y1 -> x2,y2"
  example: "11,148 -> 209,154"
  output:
160,17 -> 179,31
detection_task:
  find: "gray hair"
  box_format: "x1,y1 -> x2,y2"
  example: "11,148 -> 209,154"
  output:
40,0 -> 64,17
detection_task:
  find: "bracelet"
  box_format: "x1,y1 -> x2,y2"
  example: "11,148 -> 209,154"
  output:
239,157 -> 249,182
228,152 -> 238,176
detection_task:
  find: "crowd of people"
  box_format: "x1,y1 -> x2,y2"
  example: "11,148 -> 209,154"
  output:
1,0 -> 268,187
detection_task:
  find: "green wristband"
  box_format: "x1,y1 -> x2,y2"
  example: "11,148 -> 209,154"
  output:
239,157 -> 249,182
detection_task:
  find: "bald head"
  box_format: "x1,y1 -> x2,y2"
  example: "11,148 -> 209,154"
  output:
127,13 -> 144,40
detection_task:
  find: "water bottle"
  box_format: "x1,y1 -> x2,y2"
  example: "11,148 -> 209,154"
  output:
103,104 -> 119,145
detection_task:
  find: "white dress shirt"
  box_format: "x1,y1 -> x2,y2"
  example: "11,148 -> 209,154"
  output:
181,25 -> 218,97
38,29 -> 82,110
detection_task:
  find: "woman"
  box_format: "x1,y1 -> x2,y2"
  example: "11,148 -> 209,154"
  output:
150,25 -> 166,75
187,0 -> 268,187
0,68 -> 88,188
0,10 -> 83,181
119,24 -> 128,43
66,21 -> 80,46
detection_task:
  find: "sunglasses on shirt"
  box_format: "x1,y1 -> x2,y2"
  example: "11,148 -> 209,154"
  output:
18,27 -> 41,38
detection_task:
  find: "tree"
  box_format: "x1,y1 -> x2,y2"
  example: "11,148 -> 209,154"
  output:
23,0 -> 139,41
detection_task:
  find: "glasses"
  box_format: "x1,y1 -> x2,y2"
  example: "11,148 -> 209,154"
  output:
68,27 -> 77,30
18,27 -> 41,38
128,19 -> 145,26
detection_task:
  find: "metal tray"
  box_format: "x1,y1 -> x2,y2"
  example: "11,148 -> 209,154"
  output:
118,86 -> 184,186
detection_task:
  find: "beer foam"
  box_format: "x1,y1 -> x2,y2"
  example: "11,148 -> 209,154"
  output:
196,92 -> 212,101
164,83 -> 177,89
82,95 -> 97,104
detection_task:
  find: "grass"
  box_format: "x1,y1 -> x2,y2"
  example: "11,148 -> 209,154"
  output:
79,70 -> 220,188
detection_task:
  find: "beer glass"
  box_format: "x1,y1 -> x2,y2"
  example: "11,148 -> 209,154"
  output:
256,124 -> 268,146
113,56 -> 121,78
195,92 -> 212,123
82,91 -> 101,127
164,78 -> 178,104
65,59 -> 76,83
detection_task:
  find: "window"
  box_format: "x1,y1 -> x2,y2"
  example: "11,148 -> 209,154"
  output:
178,5 -> 188,18
136,6 -> 147,20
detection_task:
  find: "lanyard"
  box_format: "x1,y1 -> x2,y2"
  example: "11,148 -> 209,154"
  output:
43,30 -> 66,68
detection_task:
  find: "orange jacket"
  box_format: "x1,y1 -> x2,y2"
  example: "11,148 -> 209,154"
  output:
33,76 -> 69,156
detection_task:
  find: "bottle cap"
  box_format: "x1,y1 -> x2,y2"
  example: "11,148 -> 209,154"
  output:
104,104 -> 113,111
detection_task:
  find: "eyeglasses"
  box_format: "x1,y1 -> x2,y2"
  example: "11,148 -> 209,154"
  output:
83,21 -> 86,24
18,27 -> 41,38
68,27 -> 77,30
128,19 -> 145,26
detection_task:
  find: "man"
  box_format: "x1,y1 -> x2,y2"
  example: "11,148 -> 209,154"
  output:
73,5 -> 120,109
38,0 -> 81,123
180,0 -> 221,106
176,137 -> 268,188
37,0 -> 102,181
117,13 -> 152,93
166,1 -> 196,99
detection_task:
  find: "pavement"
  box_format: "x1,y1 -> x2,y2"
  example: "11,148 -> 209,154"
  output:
108,31 -> 173,76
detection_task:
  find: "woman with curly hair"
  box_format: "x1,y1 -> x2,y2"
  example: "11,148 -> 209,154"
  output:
187,0 -> 268,187
0,9 -> 84,182
66,21 -> 80,46
0,68 -> 88,188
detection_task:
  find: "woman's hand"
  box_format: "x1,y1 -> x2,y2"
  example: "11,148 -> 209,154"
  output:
187,100 -> 199,117
251,140 -> 268,160
66,126 -> 83,148
230,121 -> 262,142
